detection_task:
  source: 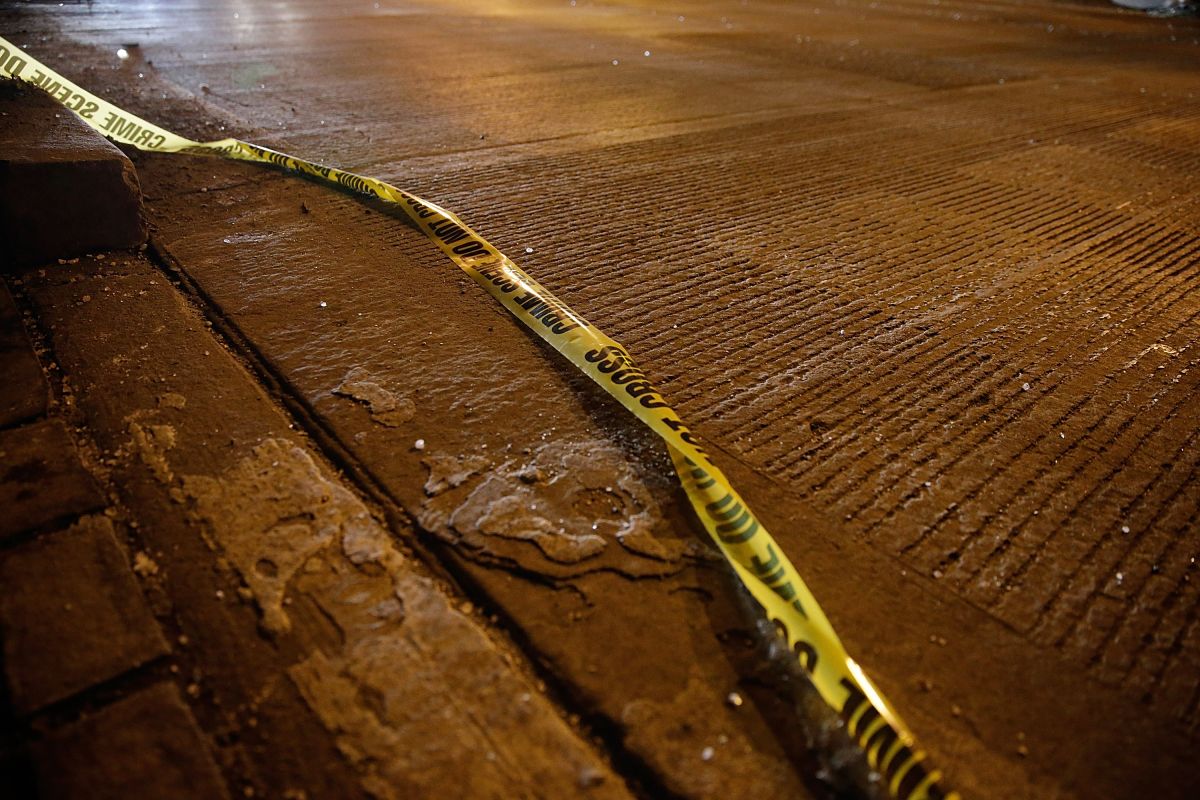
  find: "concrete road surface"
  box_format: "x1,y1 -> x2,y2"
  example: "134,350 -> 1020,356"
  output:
2,1 -> 1198,798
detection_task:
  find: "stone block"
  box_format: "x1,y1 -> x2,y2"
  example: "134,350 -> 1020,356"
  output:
0,280 -> 47,427
0,418 -> 104,542
0,515 -> 169,713
31,682 -> 229,799
0,79 -> 146,269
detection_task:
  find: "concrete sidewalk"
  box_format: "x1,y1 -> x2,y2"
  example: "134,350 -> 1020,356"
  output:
2,1 -> 1198,798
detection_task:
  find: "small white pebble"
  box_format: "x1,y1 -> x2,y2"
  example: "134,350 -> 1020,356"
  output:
1115,572 -> 1124,584
1022,382 -> 1031,391
1121,525 -> 1130,534
414,438 -> 426,451
726,691 -> 743,708
644,50 -> 651,57
318,300 -> 328,308
116,48 -> 129,60
525,246 -> 534,253
701,746 -> 714,761
611,59 -> 619,66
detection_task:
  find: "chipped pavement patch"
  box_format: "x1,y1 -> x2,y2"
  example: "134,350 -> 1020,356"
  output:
419,440 -> 706,578
333,366 -> 416,428
181,438 -> 631,799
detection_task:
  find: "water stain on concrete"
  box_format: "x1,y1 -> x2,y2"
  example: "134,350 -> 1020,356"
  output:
231,62 -> 279,90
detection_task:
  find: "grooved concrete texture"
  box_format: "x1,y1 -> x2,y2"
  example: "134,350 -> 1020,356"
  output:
0,79 -> 146,268
6,1 -> 1198,798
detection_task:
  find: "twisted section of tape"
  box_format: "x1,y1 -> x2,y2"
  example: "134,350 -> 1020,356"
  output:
0,36 -> 957,800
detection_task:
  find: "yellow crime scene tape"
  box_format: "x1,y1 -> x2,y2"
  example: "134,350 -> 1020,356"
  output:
1,35 -> 957,800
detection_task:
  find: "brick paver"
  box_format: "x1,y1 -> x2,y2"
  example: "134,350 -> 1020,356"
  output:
0,281 -> 46,428
0,515 -> 168,713
0,419 -> 104,542
31,682 -> 229,800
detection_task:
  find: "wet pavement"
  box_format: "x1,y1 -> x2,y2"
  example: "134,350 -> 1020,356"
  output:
1,1 -> 1198,798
